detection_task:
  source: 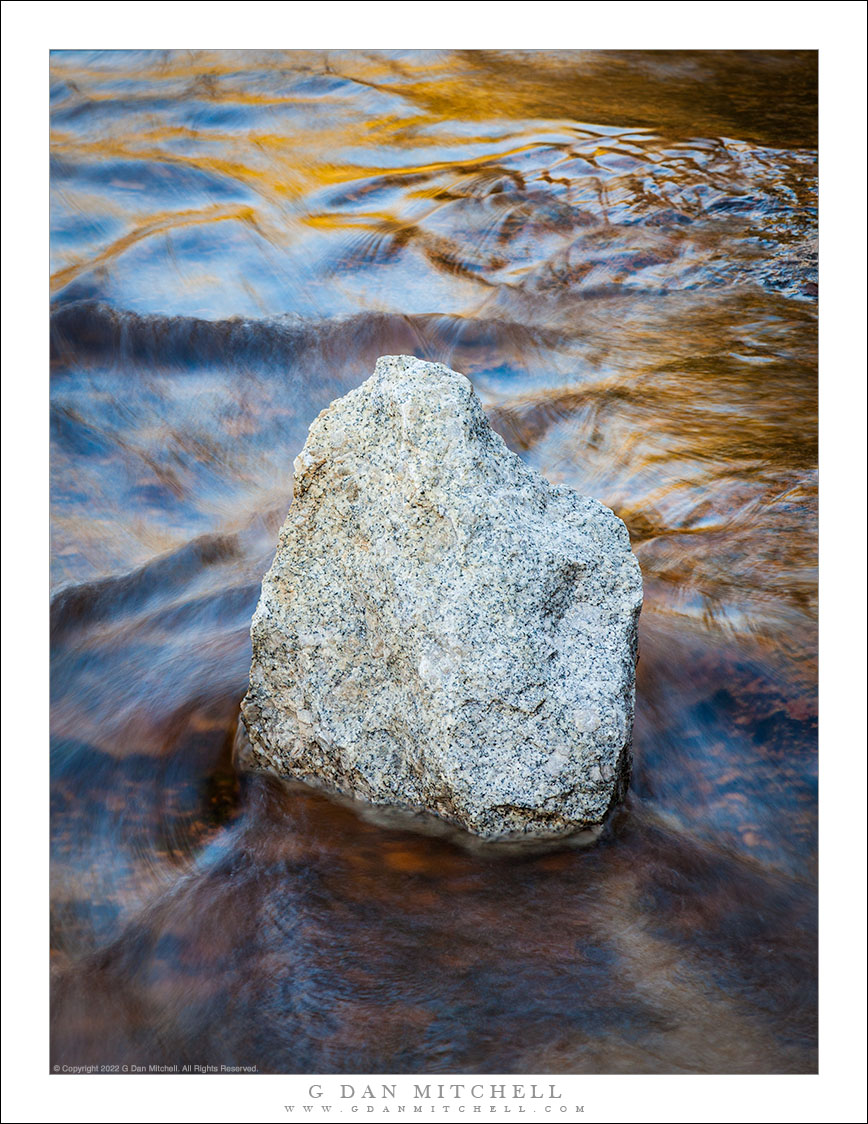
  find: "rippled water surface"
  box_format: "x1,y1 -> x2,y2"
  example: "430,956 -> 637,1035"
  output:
50,50 -> 818,1074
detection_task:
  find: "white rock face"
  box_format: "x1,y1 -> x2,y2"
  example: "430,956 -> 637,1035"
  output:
240,355 -> 642,841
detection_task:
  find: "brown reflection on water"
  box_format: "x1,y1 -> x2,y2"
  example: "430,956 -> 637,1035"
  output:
52,772 -> 815,1074
50,50 -> 817,1074
405,51 -> 818,148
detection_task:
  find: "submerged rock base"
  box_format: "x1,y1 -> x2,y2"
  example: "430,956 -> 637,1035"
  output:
240,355 -> 642,841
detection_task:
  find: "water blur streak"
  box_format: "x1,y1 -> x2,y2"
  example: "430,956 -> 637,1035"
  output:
50,50 -> 817,1074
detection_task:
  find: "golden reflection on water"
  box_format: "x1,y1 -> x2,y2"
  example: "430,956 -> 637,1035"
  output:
50,50 -> 817,1074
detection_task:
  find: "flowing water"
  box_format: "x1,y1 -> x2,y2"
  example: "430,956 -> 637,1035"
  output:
49,50 -> 818,1074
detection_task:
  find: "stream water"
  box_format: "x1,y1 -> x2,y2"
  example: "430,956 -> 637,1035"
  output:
50,50 -> 817,1074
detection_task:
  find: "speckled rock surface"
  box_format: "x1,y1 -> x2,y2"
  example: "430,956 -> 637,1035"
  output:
240,355 -> 643,841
